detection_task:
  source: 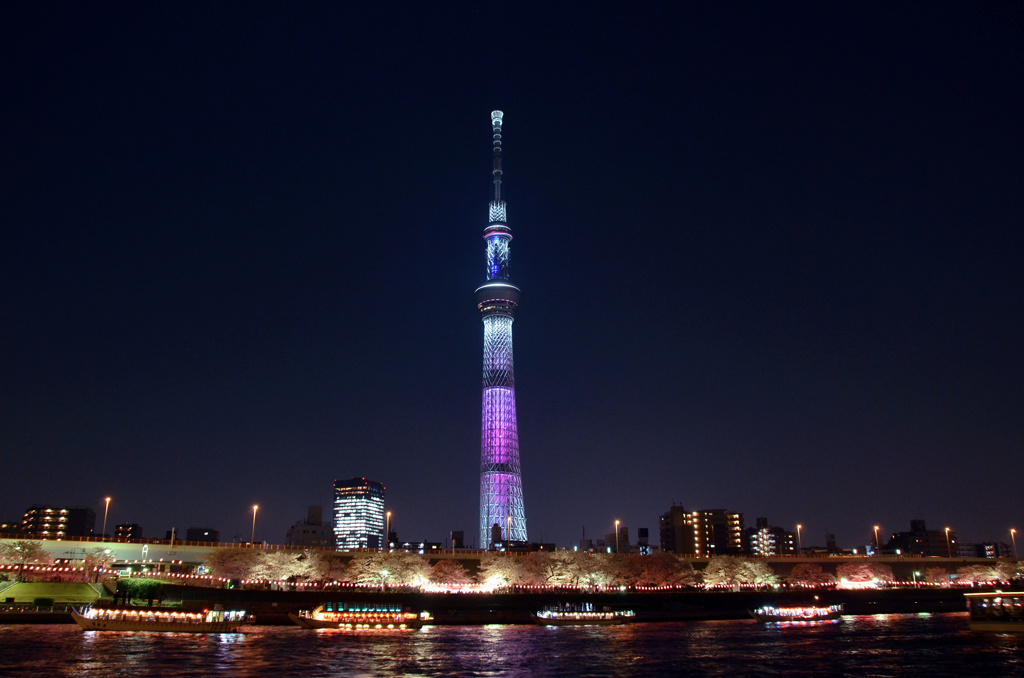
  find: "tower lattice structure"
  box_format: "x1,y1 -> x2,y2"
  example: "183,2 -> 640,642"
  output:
476,110 -> 527,549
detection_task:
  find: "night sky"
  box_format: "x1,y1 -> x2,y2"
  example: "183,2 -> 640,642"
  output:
3,3 -> 1021,550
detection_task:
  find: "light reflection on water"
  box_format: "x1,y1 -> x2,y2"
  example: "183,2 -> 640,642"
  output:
1,613 -> 1022,677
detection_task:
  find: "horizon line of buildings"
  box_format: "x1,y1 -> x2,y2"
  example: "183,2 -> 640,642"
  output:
2,492 -> 1016,560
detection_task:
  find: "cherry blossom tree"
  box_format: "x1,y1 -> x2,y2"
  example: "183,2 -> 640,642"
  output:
304,550 -> 350,588
955,561 -> 1020,584
428,559 -> 473,587
0,540 -> 52,581
787,563 -> 836,587
836,561 -> 894,584
82,547 -> 117,582
702,556 -> 777,587
347,552 -> 429,589
547,550 -> 591,588
248,550 -> 312,586
622,553 -> 701,587
577,553 -> 616,589
203,547 -> 263,581
923,566 -> 950,585
477,552 -> 526,589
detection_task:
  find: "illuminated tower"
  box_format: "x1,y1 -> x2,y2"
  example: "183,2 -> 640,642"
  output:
476,110 -> 527,549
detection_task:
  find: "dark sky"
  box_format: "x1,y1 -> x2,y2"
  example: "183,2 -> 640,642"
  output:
3,2 -> 1021,550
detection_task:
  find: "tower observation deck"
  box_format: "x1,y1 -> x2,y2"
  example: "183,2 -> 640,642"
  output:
476,110 -> 527,549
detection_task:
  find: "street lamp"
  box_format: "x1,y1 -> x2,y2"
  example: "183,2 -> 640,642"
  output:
615,520 -> 621,554
796,524 -> 802,555
1011,529 -> 1017,559
507,515 -> 512,546
873,525 -> 880,553
386,511 -> 391,552
944,527 -> 952,558
102,497 -> 111,539
251,505 -> 259,545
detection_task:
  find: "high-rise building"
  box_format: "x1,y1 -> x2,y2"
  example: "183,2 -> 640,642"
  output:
476,110 -> 528,549
693,509 -> 744,555
659,505 -> 744,556
333,478 -> 385,550
744,517 -> 796,556
659,505 -> 696,555
21,505 -> 95,538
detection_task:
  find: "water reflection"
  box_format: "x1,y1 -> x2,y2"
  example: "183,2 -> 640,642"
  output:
3,614 -> 1024,678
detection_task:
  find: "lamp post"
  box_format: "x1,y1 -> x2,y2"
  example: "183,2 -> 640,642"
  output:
386,511 -> 391,552
102,497 -> 111,539
507,515 -> 512,549
251,505 -> 259,545
796,524 -> 802,555
944,527 -> 952,558
615,520 -> 621,554
1011,528 -> 1018,559
873,525 -> 880,554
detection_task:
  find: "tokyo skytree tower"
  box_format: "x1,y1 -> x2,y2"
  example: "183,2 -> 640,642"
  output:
476,110 -> 527,549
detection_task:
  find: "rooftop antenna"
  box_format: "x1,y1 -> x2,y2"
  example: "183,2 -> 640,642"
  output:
491,110 -> 503,204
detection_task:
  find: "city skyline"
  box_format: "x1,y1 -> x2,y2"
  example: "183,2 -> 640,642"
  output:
2,496 -> 1012,559
2,4 -> 1021,549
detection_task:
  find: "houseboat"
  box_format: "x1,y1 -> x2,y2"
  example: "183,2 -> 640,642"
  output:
750,604 -> 843,623
288,603 -> 427,630
71,606 -> 248,633
965,591 -> 1024,633
532,603 -> 635,626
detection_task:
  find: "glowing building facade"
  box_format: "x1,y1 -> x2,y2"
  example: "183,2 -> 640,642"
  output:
333,477 -> 385,550
659,506 -> 744,556
21,505 -> 95,538
476,110 -> 527,549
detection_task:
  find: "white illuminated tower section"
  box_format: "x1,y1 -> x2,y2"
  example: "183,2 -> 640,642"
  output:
476,110 -> 527,549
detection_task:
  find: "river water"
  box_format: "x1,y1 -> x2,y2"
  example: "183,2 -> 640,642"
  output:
1,613 -> 1021,677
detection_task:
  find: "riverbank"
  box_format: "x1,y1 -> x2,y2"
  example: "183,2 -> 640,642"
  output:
0,582 -> 975,625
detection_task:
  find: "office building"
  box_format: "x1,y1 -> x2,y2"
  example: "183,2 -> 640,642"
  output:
333,477 -> 385,550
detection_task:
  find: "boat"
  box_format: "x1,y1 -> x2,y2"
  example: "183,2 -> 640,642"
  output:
749,604 -> 843,623
532,604 -> 635,626
965,591 -> 1024,633
288,603 -> 428,630
71,606 -> 248,633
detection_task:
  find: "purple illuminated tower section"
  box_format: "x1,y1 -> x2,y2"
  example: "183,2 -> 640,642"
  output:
476,110 -> 527,549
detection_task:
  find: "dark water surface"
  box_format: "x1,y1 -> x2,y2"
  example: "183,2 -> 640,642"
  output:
2,613 -> 1022,677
